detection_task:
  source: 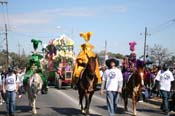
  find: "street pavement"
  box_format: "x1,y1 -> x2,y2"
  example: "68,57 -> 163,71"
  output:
0,87 -> 175,116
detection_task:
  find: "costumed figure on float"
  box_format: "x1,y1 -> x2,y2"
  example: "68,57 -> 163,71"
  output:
45,40 -> 57,82
72,32 -> 102,88
23,39 -> 48,94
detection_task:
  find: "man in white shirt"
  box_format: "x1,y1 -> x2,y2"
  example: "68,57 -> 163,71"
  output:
155,63 -> 174,115
100,58 -> 123,116
2,67 -> 19,116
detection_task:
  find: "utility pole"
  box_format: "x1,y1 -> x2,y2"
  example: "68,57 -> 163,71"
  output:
22,48 -> 25,56
143,27 -> 147,62
0,0 -> 9,68
104,40 -> 107,65
5,24 -> 9,66
146,45 -> 149,56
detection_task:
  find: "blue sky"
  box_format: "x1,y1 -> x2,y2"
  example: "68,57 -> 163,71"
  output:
0,0 -> 175,57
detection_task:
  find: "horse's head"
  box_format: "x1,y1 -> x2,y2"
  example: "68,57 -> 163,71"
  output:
29,73 -> 43,95
136,60 -> 145,86
86,55 -> 97,74
81,54 -> 97,92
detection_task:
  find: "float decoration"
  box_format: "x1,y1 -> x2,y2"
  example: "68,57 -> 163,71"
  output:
44,34 -> 75,71
53,34 -> 75,59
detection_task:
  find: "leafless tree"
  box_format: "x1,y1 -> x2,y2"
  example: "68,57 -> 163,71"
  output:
149,44 -> 172,65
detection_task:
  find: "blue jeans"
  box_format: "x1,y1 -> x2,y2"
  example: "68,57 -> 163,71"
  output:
160,90 -> 170,112
106,91 -> 119,116
6,91 -> 16,115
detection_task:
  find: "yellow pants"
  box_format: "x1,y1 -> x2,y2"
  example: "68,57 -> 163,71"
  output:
73,66 -> 101,84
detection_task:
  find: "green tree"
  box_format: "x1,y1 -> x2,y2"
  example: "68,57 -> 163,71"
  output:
0,50 -> 7,69
0,51 -> 29,69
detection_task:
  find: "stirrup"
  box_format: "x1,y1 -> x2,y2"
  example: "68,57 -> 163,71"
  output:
41,86 -> 48,94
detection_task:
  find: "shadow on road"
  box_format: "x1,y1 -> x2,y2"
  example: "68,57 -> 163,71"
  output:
0,110 -> 6,115
137,109 -> 165,115
16,105 -> 32,112
137,109 -> 175,116
116,107 -> 126,114
16,105 -> 40,113
96,105 -> 133,115
50,107 -> 101,116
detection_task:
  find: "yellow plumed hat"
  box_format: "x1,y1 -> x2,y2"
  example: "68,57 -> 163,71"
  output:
80,32 -> 93,42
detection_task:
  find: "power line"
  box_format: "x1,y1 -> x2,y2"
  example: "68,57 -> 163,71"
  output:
141,19 -> 175,60
0,1 -> 7,25
150,18 -> 175,35
4,0 -> 9,26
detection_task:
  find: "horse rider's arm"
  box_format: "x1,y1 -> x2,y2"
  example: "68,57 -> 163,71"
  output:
76,58 -> 87,68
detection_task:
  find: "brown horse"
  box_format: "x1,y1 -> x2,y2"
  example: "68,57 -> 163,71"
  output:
122,60 -> 145,116
77,55 -> 98,115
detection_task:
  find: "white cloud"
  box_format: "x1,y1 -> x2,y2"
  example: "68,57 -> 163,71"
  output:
94,5 -> 128,14
9,5 -> 128,26
10,12 -> 51,25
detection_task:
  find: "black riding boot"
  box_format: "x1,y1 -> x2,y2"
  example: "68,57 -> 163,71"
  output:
23,82 -> 28,94
72,77 -> 79,90
41,84 -> 48,94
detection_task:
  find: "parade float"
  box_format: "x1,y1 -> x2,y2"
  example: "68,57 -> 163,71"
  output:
43,34 -> 75,89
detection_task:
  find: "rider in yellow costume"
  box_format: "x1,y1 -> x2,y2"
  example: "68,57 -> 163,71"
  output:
73,32 -> 102,86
